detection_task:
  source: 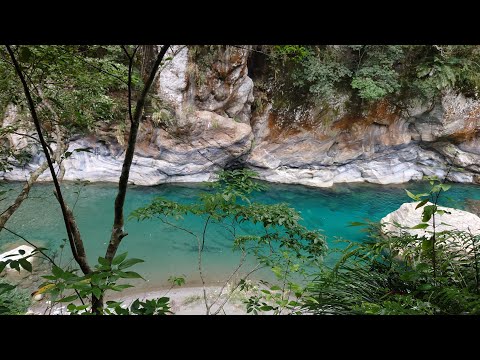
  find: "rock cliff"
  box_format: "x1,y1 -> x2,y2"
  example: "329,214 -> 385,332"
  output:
2,46 -> 480,187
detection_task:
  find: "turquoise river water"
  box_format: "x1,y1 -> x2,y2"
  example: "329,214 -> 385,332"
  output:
1,180 -> 480,289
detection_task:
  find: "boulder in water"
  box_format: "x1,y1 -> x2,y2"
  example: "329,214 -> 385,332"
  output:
380,202 -> 480,254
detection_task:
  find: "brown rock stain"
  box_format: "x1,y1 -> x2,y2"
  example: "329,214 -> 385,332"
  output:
449,106 -> 480,143
333,100 -> 401,131
267,100 -> 402,144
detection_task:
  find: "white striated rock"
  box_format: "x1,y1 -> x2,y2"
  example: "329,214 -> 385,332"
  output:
2,104 -> 29,150
193,46 -> 254,123
248,144 -> 472,188
158,46 -> 189,108
1,110 -> 253,185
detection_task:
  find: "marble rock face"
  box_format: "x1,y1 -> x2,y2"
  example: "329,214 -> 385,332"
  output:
2,46 -> 480,188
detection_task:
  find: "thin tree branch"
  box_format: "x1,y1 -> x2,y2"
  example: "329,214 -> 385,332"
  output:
121,46 -> 138,124
201,215 -> 211,251
212,263 -> 264,315
1,226 -> 55,264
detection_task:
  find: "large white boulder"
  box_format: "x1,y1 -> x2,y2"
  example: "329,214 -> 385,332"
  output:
381,202 -> 480,258
381,202 -> 480,238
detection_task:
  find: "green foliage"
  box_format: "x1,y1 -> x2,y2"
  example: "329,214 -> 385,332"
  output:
263,45 -> 480,110
272,45 -> 311,64
131,169 -> 326,314
350,45 -> 403,101
104,297 -> 172,315
414,46 -> 480,99
292,46 -> 352,103
0,248 -> 40,314
36,252 -> 174,315
131,169 -> 325,262
304,177 -> 480,315
0,45 -> 133,134
0,280 -> 31,315
168,275 -> 186,287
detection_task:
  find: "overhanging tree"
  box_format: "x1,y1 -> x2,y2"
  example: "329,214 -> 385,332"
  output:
5,44 -> 171,313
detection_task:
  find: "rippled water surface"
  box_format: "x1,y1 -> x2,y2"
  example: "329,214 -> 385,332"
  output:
1,180 -> 479,288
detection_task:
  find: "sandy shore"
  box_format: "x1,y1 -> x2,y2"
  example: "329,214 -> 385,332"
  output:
28,285 -> 250,315
112,285 -> 249,315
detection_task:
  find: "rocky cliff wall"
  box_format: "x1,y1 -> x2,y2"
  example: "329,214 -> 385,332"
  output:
1,46 -> 480,187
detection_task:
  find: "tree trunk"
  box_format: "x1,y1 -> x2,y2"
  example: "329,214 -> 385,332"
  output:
5,45 -> 92,277
91,45 -> 170,312
105,45 -> 170,262
7,44 -> 170,314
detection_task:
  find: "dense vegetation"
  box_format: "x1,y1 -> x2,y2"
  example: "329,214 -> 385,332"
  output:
258,45 -> 480,111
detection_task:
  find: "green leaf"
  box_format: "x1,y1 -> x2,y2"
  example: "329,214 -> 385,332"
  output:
131,299 -> 140,311
97,257 -> 110,267
59,295 -> 78,303
405,189 -> 419,201
112,252 -> 128,265
418,284 -> 433,291
417,66 -> 432,78
168,275 -> 186,286
270,285 -> 281,291
19,47 -> 33,62
415,263 -> 430,272
67,304 -> 77,312
52,265 -> 64,278
415,199 -> 429,210
18,258 -> 32,272
117,271 -> 143,279
422,205 -> 436,222
109,284 -> 134,291
0,261 -> 7,273
400,271 -> 421,282
118,258 -> 144,270
9,260 -> 20,272
92,287 -> 102,299
411,223 -> 429,230
422,239 -> 433,252
349,221 -> 366,227
260,305 -> 273,311
440,184 -> 451,192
